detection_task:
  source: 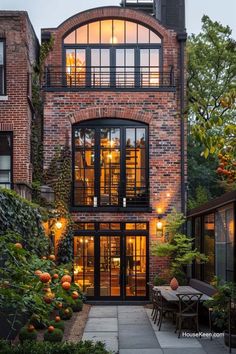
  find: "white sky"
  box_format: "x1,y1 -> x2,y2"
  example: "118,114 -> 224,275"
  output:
0,0 -> 235,40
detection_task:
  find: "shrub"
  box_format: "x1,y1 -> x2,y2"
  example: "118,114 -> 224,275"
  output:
0,189 -> 49,256
71,299 -> 83,312
49,320 -> 65,332
0,340 -> 111,354
19,327 -> 37,342
59,307 -> 73,320
44,328 -> 63,342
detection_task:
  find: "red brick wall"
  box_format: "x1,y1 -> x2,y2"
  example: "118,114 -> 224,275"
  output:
0,11 -> 38,184
42,6 -> 185,283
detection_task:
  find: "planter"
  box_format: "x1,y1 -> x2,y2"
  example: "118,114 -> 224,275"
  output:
224,331 -> 236,348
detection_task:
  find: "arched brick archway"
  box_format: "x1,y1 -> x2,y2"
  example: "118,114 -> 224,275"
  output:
67,107 -> 153,125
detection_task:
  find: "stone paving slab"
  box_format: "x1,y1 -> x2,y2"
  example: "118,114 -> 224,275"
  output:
118,306 -> 144,313
118,312 -> 150,325
120,349 -> 163,354
145,308 -> 176,331
163,349 -> 207,354
155,331 -> 202,348
84,317 -> 118,332
119,324 -> 160,349
82,332 -> 118,353
89,306 -> 117,318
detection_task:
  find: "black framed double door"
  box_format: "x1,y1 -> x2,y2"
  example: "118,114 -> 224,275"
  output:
73,226 -> 148,300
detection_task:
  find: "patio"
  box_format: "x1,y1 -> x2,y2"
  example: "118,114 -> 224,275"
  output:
82,305 -> 236,354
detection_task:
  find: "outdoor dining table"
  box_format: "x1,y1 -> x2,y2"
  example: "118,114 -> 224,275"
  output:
153,285 -> 212,302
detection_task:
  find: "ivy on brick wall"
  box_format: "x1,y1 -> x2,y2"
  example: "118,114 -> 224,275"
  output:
31,36 -> 54,202
44,145 -> 72,212
0,189 -> 49,256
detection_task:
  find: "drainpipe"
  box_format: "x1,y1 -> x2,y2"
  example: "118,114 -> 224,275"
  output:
177,32 -> 187,216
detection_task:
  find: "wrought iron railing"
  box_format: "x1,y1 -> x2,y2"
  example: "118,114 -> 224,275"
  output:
43,66 -> 175,90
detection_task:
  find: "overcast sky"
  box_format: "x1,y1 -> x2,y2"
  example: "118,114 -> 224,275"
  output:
0,0 -> 235,40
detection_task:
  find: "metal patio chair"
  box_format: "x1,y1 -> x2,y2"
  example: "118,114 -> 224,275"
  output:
175,293 -> 202,338
152,289 -> 178,331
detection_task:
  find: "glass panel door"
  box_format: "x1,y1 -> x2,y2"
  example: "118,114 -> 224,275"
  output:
125,235 -> 147,297
74,236 -> 95,296
100,236 -> 121,296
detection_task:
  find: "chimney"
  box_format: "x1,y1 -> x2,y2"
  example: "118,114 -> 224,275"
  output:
154,0 -> 186,32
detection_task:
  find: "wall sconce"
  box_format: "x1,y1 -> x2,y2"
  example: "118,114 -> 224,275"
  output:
55,220 -> 63,230
156,215 -> 164,238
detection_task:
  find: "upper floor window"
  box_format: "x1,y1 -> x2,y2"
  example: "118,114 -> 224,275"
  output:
62,19 -> 162,89
73,119 -> 149,209
0,132 -> 12,189
64,19 -> 161,45
0,40 -> 6,95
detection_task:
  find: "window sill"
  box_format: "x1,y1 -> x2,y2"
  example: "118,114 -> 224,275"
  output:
70,206 -> 152,213
0,95 -> 8,101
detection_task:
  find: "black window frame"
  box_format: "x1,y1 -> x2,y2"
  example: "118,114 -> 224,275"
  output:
0,38 -> 6,96
71,119 -> 150,212
62,18 -> 163,90
0,132 -> 13,189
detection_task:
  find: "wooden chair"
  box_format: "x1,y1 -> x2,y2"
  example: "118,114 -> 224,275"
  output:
175,293 -> 202,338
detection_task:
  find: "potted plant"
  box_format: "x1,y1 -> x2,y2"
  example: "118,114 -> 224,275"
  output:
205,280 -> 236,348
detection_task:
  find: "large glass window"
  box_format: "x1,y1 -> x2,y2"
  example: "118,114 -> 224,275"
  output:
0,40 -> 5,95
203,213 -> 215,283
0,133 -> 12,189
73,120 -> 148,208
64,19 -> 161,88
215,205 -> 234,282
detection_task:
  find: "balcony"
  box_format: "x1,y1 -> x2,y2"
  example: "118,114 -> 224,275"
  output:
42,66 -> 175,91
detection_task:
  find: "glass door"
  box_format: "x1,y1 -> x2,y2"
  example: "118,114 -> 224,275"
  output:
100,236 -> 121,297
125,235 -> 147,297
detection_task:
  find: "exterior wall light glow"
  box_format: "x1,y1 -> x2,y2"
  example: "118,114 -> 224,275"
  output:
55,221 -> 63,230
157,221 -> 163,230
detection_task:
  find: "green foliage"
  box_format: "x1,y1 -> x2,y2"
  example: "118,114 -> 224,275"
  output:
152,210 -> 208,284
188,15 -> 236,177
57,220 -> 74,264
29,314 -> 47,330
44,145 -> 72,212
153,275 -> 166,286
49,320 -> 65,332
59,307 -> 73,320
44,328 -> 63,343
0,234 -> 53,339
0,189 -> 49,256
18,327 -> 37,342
71,299 -> 83,312
0,340 -> 111,354
204,279 -> 236,330
188,185 -> 212,210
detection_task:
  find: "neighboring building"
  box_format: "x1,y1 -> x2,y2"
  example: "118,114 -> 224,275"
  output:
187,191 -> 236,284
42,0 -> 187,301
0,11 -> 39,199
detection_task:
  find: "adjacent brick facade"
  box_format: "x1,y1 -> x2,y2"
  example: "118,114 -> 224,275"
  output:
42,6 -> 186,284
0,11 -> 38,187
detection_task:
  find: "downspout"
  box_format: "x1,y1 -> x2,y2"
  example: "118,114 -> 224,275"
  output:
177,32 -> 187,216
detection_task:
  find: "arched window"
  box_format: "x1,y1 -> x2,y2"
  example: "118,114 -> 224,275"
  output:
73,119 -> 149,208
63,19 -> 162,88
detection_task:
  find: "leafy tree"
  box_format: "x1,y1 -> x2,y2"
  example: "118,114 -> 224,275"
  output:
151,210 -> 208,284
188,15 -> 236,183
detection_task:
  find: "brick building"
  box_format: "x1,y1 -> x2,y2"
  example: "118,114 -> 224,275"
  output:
0,11 -> 39,199
0,0 -> 187,301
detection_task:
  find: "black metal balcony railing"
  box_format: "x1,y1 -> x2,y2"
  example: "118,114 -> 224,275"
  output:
43,66 -> 175,90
